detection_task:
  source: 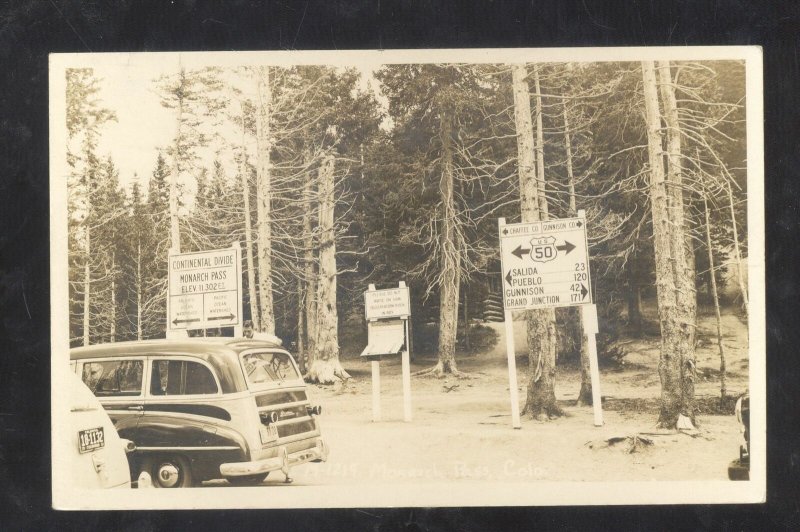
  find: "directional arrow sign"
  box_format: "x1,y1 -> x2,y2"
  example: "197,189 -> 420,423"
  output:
499,215 -> 592,310
556,241 -> 576,254
209,313 -> 236,321
511,245 -> 530,260
173,317 -> 200,326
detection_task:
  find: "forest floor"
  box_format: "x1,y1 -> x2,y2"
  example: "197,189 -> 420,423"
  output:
226,303 -> 750,486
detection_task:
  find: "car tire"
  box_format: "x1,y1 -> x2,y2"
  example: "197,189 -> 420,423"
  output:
143,455 -> 195,488
227,473 -> 269,486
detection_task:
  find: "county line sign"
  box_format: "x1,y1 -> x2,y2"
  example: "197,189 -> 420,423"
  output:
499,215 -> 592,311
167,246 -> 242,331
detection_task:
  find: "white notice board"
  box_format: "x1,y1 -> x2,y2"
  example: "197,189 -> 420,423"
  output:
364,286 -> 411,320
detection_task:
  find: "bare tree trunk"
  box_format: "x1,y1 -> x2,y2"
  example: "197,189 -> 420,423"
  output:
306,156 -> 350,384
169,72 -> 183,254
463,287 -> 470,352
533,65 -> 548,216
562,74 -> 592,406
83,226 -> 90,346
297,277 -> 306,374
704,197 -> 727,400
727,182 -> 749,316
136,240 -> 142,341
418,110 -> 463,378
658,59 -> 697,319
643,61 -> 695,429
626,258 -> 643,336
563,94 -> 577,216
512,65 -> 538,221
576,327 -> 592,406
110,252 -> 116,343
302,150 -> 318,367
239,101 -> 260,331
512,64 -> 562,419
644,60 -> 680,427
255,66 -> 275,334
658,61 -> 697,426
523,309 -> 560,419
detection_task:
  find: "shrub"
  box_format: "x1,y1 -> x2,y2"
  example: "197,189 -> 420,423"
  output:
459,322 -> 499,354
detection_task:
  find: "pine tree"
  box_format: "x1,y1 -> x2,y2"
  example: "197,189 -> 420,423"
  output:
155,67 -> 224,254
65,68 -> 116,346
376,64 -> 511,378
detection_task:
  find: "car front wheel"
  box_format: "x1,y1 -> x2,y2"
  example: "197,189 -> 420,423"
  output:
143,455 -> 194,488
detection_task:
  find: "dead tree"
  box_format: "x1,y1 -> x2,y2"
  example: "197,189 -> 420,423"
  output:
306,156 -> 350,384
512,64 -> 562,420
255,66 -> 276,334
642,60 -> 697,429
704,196 -> 727,400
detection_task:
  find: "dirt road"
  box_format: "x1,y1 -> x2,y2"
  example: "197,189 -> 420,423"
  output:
211,306 -> 748,487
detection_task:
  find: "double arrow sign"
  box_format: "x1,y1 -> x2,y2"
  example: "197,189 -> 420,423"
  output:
510,240 -> 575,259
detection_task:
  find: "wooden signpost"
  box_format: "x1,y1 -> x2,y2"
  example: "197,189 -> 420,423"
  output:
360,282 -> 412,422
498,211 -> 603,428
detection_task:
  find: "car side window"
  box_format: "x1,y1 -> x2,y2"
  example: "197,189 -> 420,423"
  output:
150,360 -> 218,396
81,360 -> 143,397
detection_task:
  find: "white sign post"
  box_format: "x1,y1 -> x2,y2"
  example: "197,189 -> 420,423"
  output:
166,244 -> 243,338
361,282 -> 412,423
503,307 -> 522,430
498,211 -> 603,427
581,303 -> 603,426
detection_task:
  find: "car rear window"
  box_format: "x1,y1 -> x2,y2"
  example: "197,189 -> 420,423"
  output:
241,351 -> 300,385
150,360 -> 219,395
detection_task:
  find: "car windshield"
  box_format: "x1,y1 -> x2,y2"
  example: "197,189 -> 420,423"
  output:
241,351 -> 299,385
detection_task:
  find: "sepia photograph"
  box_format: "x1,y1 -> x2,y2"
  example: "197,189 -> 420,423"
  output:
49,47 -> 764,509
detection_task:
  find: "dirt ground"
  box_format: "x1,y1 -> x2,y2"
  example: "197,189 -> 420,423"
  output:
218,305 -> 749,486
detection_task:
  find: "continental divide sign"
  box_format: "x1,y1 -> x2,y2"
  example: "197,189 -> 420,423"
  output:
167,246 -> 242,331
499,216 -> 592,311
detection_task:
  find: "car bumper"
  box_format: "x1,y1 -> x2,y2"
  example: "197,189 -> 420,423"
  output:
219,438 -> 328,478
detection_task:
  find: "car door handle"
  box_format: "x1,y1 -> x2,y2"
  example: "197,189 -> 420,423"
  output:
127,405 -> 143,411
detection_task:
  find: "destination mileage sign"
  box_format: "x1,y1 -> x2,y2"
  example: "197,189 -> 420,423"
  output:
499,216 -> 592,311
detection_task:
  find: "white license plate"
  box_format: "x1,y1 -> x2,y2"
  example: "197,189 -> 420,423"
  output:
260,424 -> 279,444
78,427 -> 105,453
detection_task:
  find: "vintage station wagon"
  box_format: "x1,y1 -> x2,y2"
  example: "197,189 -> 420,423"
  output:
71,338 -> 328,487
